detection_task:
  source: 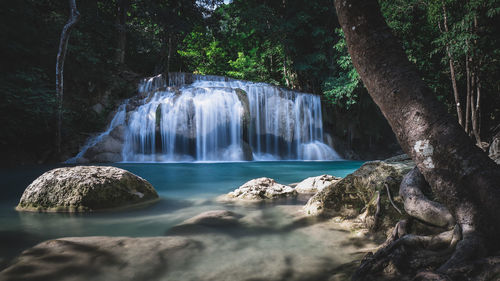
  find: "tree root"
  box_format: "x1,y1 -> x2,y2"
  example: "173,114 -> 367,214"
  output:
385,183 -> 402,215
353,168 -> 500,281
399,167 -> 454,228
352,223 -> 461,280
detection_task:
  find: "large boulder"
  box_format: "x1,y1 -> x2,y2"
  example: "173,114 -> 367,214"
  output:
16,166 -> 159,212
0,236 -> 202,281
295,174 -> 342,194
304,158 -> 414,232
219,177 -> 297,201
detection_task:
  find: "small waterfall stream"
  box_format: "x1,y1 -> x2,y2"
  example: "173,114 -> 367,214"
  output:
71,73 -> 341,163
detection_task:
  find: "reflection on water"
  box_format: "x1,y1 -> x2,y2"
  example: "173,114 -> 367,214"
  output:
0,161 -> 368,278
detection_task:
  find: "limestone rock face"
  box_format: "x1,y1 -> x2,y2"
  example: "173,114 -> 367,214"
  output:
220,177 -> 297,201
295,174 -> 342,194
304,159 -> 415,232
0,236 -> 202,281
16,166 -> 159,212
83,133 -> 124,163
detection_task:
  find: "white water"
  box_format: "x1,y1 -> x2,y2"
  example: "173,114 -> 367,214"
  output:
75,73 -> 340,162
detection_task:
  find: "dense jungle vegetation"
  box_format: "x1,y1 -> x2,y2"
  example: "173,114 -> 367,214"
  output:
1,0 -> 499,165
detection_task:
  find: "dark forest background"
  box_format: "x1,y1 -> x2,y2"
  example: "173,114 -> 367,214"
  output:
1,0 -> 499,165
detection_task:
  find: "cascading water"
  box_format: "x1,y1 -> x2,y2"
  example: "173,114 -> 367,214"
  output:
71,73 -> 341,163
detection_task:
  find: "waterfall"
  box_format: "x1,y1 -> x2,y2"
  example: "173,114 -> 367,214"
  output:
72,73 -> 341,163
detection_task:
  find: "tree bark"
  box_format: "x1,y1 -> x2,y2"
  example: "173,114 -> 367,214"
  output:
465,52 -> 472,135
55,0 -> 80,153
115,0 -> 128,64
334,0 -> 500,260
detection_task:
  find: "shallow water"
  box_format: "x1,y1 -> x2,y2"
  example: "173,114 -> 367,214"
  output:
0,161 -> 372,280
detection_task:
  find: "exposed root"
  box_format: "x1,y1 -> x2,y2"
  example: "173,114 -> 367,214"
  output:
352,223 -> 461,280
372,191 -> 382,231
353,167 -> 499,281
399,167 -> 455,228
385,183 -> 402,215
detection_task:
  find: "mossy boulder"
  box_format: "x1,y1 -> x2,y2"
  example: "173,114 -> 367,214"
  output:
304,158 -> 414,232
16,166 -> 159,212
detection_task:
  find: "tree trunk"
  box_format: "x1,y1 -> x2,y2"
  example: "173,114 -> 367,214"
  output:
55,0 -> 80,153
465,52 -> 472,135
334,0 -> 500,272
440,2 -> 463,127
115,0 -> 128,64
167,34 -> 172,74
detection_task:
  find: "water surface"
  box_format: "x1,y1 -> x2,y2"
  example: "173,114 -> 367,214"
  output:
0,161 -> 369,279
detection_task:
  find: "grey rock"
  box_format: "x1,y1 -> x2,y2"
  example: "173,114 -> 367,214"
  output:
16,166 -> 159,212
109,125 -> 126,142
84,134 -> 124,162
220,177 -> 297,201
295,174 -> 342,194
92,152 -> 123,163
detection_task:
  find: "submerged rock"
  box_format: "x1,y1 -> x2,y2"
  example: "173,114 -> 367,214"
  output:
0,236 -> 202,281
168,210 -> 243,235
16,166 -> 159,212
304,159 -> 414,232
219,177 -> 297,201
295,174 -> 342,194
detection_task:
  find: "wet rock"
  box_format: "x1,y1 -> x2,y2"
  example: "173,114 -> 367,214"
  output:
295,174 -> 342,194
304,159 -> 414,232
109,125 -> 126,142
0,236 -> 202,281
16,166 -> 159,212
84,134 -> 124,163
219,177 -> 297,201
168,210 -> 243,234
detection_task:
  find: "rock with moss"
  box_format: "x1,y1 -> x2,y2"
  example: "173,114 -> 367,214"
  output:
295,174 -> 342,194
16,166 -> 159,212
219,177 -> 297,201
304,159 -> 415,232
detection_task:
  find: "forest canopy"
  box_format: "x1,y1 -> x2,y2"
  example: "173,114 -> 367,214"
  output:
0,0 -> 499,164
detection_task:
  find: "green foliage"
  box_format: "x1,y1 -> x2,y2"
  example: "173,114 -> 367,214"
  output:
380,0 -> 500,131
322,29 -> 360,108
2,0 -> 500,164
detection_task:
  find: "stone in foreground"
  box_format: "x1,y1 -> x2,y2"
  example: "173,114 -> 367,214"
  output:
220,177 -> 297,201
16,166 -> 159,212
304,159 -> 414,232
294,174 -> 342,194
0,236 -> 201,281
